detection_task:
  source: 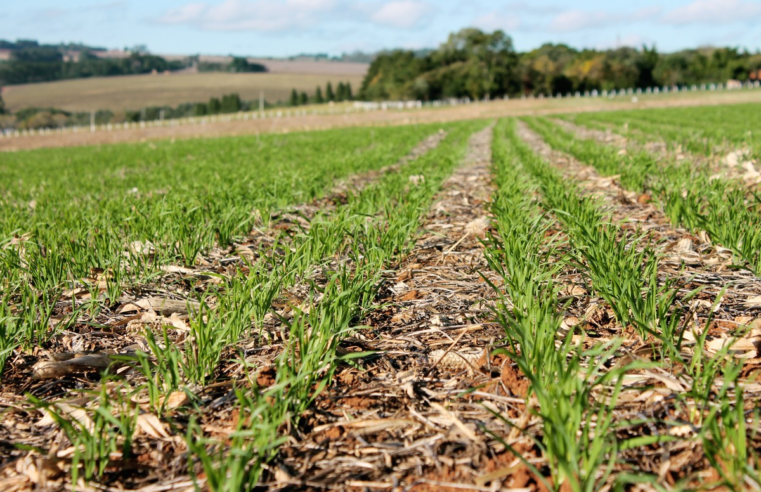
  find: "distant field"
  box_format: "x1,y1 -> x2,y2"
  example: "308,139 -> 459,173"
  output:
5,88 -> 761,152
2,72 -> 366,112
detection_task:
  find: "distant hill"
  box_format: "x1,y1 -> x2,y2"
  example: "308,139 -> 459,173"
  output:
0,38 -> 369,86
2,71 -> 365,113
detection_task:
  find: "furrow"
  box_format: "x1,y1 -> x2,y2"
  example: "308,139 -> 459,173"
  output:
513,119 -> 761,488
556,117 -> 761,188
517,120 -> 761,332
267,125 -> 514,490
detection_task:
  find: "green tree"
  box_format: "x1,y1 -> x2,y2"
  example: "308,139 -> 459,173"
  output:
336,82 -> 346,101
208,97 -> 221,114
430,28 -> 519,99
12,46 -> 63,63
0,89 -> 5,115
220,93 -> 242,113
654,53 -> 690,86
228,57 -> 266,73
325,82 -> 335,101
290,88 -> 300,106
314,86 -> 324,103
192,103 -> 208,116
299,92 -> 308,105
518,43 -> 577,95
360,50 -> 425,100
359,28 -> 518,101
345,82 -> 353,100
635,45 -> 658,88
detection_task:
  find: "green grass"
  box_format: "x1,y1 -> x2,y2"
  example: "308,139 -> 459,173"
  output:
1,118 -> 487,488
565,103 -> 761,158
485,119 -> 650,492
496,116 -> 759,490
528,116 -> 761,275
3,106 -> 761,490
0,123 -> 439,376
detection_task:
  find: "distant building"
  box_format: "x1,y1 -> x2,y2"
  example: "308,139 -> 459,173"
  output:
92,49 -> 131,60
0,49 -> 11,61
750,70 -> 761,81
62,51 -> 81,63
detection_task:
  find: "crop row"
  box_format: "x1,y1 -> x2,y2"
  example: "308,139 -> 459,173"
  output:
527,117 -> 761,274
567,103 -> 761,158
0,124 -> 441,376
486,119 -> 756,490
3,120 -> 486,489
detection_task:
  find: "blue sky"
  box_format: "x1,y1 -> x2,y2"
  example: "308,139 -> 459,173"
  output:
2,0 -> 761,57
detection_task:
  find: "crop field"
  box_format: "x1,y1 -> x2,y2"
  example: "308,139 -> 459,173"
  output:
2,72 -> 367,113
1,103 -> 761,491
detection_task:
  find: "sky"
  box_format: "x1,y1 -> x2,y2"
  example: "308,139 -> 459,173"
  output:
2,0 -> 761,57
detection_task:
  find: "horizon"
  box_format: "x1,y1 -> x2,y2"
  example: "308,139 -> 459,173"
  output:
2,0 -> 761,59
3,36 -> 759,61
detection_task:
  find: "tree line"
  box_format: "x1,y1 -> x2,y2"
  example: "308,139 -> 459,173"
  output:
289,81 -> 354,106
0,47 -> 185,85
360,28 -> 761,101
0,40 -> 268,85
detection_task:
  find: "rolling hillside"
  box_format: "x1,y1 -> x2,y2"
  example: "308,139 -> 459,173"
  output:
2,70 -> 366,112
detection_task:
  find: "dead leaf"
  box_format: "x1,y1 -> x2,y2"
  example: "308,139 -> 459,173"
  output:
408,175 -> 425,186
160,265 -> 196,275
32,353 -> 113,380
159,391 -> 190,410
465,217 -> 491,237
37,403 -> 93,431
706,334 -> 761,358
746,296 -> 761,309
399,290 -> 421,301
118,297 -> 200,316
137,413 -> 170,439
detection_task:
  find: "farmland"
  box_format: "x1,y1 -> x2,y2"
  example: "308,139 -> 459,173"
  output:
4,87 -> 761,153
2,102 -> 761,491
1,71 -> 366,113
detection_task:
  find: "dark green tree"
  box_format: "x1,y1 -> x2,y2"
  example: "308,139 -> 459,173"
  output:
192,103 -> 208,116
220,93 -> 242,113
290,88 -> 300,106
360,50 -> 425,100
300,92 -> 309,105
314,86 -> 324,103
336,81 -> 346,101
228,57 -> 266,73
635,45 -> 659,88
325,82 -> 335,101
0,89 -> 5,114
208,97 -> 221,114
345,82 -> 353,100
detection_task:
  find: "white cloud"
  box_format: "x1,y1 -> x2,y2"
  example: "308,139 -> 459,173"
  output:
550,6 -> 660,32
472,12 -> 521,31
367,1 -> 434,29
596,34 -> 652,50
155,0 -> 338,32
550,11 -> 613,32
505,2 -> 561,15
158,3 -> 206,24
661,0 -> 761,25
156,0 -> 433,31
